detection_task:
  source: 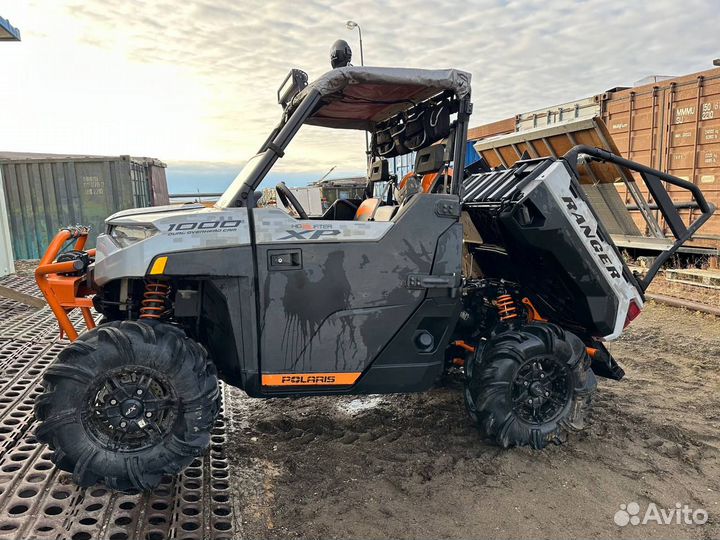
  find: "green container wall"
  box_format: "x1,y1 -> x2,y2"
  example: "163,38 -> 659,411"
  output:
0,156 -> 155,260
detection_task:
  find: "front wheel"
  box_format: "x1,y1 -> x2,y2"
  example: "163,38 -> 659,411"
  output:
464,323 -> 596,449
35,320 -> 220,491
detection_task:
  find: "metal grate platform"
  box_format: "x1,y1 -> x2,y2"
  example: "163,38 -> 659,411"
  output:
0,277 -> 238,540
0,275 -> 43,323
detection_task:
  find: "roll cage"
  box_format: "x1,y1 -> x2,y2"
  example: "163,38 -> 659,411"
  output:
218,66 -> 473,208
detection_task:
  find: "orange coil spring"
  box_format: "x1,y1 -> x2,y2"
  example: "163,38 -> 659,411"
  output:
139,280 -> 170,319
496,294 -> 518,322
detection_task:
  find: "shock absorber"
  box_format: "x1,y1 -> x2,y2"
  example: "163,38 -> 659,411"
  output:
496,293 -> 518,322
139,280 -> 170,319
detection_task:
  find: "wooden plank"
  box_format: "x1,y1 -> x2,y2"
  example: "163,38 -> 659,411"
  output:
0,284 -> 45,308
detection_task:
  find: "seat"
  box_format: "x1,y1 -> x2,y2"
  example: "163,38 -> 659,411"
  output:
354,158 -> 397,221
322,198 -> 360,220
398,144 -> 451,194
354,198 -> 381,221
372,205 -> 398,221
391,144 -> 452,218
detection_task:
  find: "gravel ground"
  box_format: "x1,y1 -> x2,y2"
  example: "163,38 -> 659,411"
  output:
226,302 -> 720,540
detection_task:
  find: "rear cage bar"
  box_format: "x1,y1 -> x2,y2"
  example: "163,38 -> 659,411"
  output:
562,145 -> 716,292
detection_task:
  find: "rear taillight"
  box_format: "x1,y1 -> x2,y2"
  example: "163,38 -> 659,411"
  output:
624,300 -> 642,328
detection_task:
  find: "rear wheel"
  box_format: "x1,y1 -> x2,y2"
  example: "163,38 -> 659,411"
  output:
35,320 -> 220,491
464,323 -> 596,449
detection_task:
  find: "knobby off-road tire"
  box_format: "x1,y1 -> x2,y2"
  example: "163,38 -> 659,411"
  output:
464,323 -> 596,449
35,320 -> 220,491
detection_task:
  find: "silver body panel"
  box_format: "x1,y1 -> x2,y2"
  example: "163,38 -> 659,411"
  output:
254,208 -> 392,244
94,205 -> 393,285
530,162 -> 644,340
94,206 -> 251,285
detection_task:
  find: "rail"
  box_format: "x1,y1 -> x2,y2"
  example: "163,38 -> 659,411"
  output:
562,145 -> 716,291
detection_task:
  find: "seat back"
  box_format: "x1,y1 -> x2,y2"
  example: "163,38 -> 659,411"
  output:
355,158 -> 393,221
415,144 -> 445,175
368,158 -> 390,182
354,198 -> 381,221
398,143 -> 452,196
373,205 -> 398,221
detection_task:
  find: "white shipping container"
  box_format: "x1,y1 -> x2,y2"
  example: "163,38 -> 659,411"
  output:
287,186 -> 325,217
516,96 -> 601,132
0,168 -> 15,276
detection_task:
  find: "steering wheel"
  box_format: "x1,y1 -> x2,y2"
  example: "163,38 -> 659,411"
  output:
276,182 -> 308,219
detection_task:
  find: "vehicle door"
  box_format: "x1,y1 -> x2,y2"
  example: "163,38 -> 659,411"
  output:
253,192 -> 463,393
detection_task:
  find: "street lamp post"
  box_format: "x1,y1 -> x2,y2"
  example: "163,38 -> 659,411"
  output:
345,20 -> 364,66
346,20 -> 369,160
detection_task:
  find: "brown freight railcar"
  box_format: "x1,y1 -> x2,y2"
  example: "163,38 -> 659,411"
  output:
468,66 -> 720,251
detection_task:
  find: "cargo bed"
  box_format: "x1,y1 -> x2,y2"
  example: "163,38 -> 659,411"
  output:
461,146 -> 715,339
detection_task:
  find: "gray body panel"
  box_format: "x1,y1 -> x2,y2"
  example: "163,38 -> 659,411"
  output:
254,207 -> 392,243
255,194 -> 461,379
93,194 -> 463,395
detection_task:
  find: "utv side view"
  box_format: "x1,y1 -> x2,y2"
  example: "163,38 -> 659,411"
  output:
33,63 -> 714,491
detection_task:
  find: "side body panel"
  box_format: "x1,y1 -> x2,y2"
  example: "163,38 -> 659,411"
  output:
162,248 -> 258,388
515,161 -> 643,339
94,206 -> 251,285
95,196 -> 463,396
252,194 -> 462,395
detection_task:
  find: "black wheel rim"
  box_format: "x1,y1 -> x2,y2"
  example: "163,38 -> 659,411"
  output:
83,366 -> 178,451
510,356 -> 571,425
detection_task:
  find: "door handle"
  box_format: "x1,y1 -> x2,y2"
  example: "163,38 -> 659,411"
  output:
268,249 -> 302,270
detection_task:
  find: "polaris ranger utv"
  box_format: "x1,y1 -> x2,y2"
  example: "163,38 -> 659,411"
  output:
34,60 -> 714,491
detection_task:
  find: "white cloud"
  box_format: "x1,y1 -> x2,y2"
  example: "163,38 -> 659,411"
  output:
0,0 -> 717,186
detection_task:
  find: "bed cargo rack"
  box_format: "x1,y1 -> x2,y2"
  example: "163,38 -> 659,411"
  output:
563,146 -> 715,290
462,145 -> 715,293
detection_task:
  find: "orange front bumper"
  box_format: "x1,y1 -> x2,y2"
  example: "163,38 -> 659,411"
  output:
35,227 -> 97,341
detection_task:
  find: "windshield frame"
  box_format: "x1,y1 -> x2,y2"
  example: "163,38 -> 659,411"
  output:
215,152 -> 270,208
215,89 -> 323,208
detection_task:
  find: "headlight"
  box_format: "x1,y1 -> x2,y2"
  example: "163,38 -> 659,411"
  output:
109,224 -> 158,247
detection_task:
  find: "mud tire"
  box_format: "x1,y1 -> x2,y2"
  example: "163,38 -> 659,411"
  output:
464,323 -> 596,449
35,320 -> 220,491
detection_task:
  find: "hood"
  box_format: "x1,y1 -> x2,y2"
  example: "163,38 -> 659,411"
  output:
105,203 -> 205,224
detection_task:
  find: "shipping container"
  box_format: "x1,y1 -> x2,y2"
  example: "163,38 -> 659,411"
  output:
600,67 -> 720,243
313,177 -> 366,205
141,157 -> 170,206
474,117 -> 647,241
516,95 -> 601,132
467,117 -> 515,141
469,66 -> 720,252
0,152 -> 169,259
0,167 -> 14,276
286,186 -> 324,216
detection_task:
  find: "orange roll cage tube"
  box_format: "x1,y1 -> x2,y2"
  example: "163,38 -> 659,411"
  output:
35,227 -> 97,341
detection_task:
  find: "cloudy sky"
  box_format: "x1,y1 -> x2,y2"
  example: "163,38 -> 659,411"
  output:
0,0 -> 717,193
